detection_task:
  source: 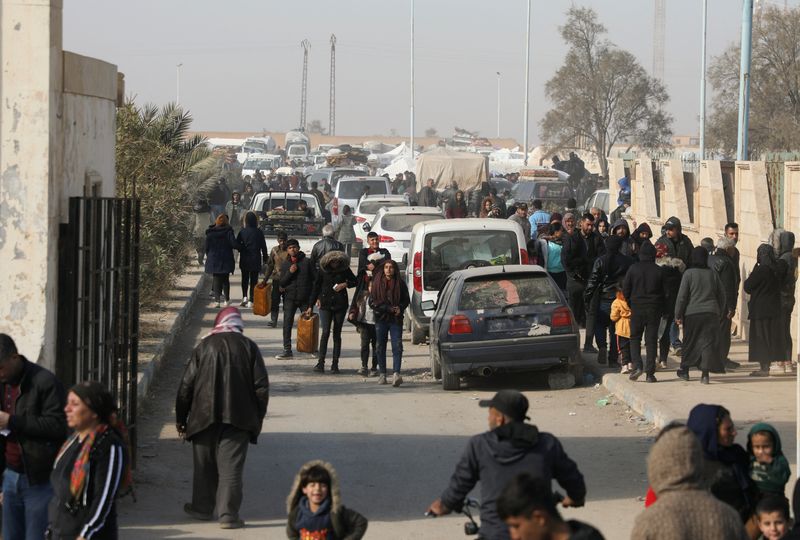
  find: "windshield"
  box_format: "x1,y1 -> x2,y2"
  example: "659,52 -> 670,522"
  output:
381,213 -> 443,233
459,274 -> 559,310
338,180 -> 388,199
244,159 -> 276,170
358,200 -> 408,214
287,146 -> 307,156
422,230 -> 519,291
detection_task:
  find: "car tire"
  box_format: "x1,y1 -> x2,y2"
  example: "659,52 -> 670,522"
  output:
442,362 -> 460,391
547,370 -> 576,390
430,347 -> 442,380
411,320 -> 426,345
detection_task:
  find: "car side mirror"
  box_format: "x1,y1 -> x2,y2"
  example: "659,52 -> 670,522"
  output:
421,300 -> 436,311
362,223 -> 371,232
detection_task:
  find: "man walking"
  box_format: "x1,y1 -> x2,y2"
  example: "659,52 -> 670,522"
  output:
0,334 -> 67,540
309,224 -> 344,272
708,236 -> 740,370
528,200 -> 550,240
417,178 -> 438,208
176,308 -> 269,529
276,239 -> 315,359
264,231 -> 289,328
426,390 -> 586,540
623,241 -> 665,383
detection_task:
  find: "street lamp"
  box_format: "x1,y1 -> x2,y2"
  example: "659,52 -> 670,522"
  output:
410,0 -> 415,161
496,72 -> 501,139
699,0 -> 708,159
523,0 -> 531,165
176,63 -> 183,106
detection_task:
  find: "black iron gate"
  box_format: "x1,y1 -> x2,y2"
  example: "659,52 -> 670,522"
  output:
57,197 -> 140,463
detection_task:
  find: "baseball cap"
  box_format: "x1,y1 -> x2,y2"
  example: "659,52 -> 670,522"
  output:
479,390 -> 530,422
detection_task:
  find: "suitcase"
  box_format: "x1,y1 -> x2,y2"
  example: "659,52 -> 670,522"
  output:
252,281 -> 271,317
296,313 -> 320,353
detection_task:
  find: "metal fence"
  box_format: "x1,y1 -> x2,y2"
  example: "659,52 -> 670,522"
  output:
57,197 -> 140,464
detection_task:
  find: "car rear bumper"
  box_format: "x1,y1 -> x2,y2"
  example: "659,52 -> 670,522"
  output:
440,334 -> 581,374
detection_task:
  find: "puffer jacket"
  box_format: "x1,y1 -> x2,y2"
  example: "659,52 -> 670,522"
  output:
310,236 -> 345,272
286,460 -> 368,540
280,251 -> 315,305
655,216 -> 694,266
309,251 -> 357,311
204,225 -> 240,275
175,332 -> 269,443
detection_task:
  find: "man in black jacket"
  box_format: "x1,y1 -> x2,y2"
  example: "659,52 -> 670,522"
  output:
656,216 -> 693,267
426,390 -> 586,540
585,236 -> 634,365
176,308 -> 269,529
622,241 -> 665,382
0,334 -> 66,540
708,236 -> 740,370
277,239 -> 315,358
561,213 -> 605,351
309,225 -> 345,272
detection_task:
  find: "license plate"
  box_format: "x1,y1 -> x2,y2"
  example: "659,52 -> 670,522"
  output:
488,315 -> 537,333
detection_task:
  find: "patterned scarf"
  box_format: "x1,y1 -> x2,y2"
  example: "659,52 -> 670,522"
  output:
205,306 -> 244,338
56,423 -> 109,500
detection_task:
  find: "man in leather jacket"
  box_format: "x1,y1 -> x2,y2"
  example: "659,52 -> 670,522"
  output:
176,308 -> 269,529
276,239 -> 315,358
309,225 -> 345,272
584,236 -> 633,365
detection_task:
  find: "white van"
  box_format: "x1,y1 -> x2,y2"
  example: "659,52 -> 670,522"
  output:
404,218 -> 530,344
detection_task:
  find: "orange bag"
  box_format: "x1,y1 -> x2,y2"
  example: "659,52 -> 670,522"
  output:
252,280 -> 271,317
296,313 -> 319,353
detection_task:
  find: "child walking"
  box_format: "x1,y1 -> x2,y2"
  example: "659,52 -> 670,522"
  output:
610,285 -> 634,374
286,461 -> 368,540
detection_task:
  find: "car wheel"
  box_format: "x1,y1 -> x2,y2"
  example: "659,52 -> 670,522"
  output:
411,320 -> 426,345
547,370 -> 576,390
442,362 -> 460,391
430,347 -> 442,380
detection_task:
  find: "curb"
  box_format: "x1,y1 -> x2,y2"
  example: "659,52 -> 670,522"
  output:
137,271 -> 208,406
601,372 -> 682,429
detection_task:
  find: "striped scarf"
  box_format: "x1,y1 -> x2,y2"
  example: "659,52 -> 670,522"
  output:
205,306 -> 244,338
57,424 -> 109,500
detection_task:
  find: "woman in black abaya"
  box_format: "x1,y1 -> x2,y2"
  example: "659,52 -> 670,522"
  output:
745,243 -> 786,377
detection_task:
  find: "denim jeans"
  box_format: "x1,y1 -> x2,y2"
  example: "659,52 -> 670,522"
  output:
2,470 -> 53,540
375,321 -> 403,374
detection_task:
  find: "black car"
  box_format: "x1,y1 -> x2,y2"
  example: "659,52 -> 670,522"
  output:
424,265 -> 582,391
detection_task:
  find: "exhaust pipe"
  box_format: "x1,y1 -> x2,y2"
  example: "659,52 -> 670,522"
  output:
479,366 -> 494,377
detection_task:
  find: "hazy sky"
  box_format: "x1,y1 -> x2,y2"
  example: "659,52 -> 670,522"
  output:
63,0 -> 798,144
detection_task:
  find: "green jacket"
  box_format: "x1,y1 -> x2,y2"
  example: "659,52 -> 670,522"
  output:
747,422 -> 791,496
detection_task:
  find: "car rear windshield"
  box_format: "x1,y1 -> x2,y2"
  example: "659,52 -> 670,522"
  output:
338,180 -> 388,199
381,213 -> 443,233
459,274 -> 560,310
358,200 -> 408,214
422,230 -> 519,291
257,197 -> 317,214
330,170 -> 367,187
512,182 -> 571,201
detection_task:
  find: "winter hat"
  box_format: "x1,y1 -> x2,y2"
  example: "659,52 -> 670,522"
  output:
215,214 -> 229,227
69,381 -> 116,424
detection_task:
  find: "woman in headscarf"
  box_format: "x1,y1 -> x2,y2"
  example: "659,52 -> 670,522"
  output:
674,247 -> 726,384
369,260 -> 410,387
48,381 -> 127,540
687,404 -> 759,537
744,244 -> 786,377
445,190 -> 468,219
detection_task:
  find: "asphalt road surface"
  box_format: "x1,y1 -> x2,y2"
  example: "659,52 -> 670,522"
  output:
119,275 -> 654,539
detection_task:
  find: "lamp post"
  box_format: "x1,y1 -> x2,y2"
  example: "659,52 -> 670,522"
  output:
409,0 -> 415,162
736,0 -> 754,160
699,0 -> 708,159
523,0 -> 531,165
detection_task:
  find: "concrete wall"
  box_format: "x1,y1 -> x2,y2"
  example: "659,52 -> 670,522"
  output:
0,0 -> 117,368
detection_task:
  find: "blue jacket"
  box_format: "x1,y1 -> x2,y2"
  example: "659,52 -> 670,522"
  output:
528,210 -> 551,239
204,225 -> 239,274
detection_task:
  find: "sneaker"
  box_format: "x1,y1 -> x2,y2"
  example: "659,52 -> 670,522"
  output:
275,351 -> 293,359
370,366 -> 379,375
246,301 -> 253,308
184,503 -> 213,521
645,375 -> 658,383
658,361 -> 668,369
330,365 -> 340,374
377,374 -> 388,385
239,297 -> 248,307
628,369 -> 643,381
749,369 -> 769,377
676,369 -> 689,381
621,365 -> 632,374
313,362 -> 324,373
357,366 -> 368,376
392,373 -> 403,387
219,519 -> 245,530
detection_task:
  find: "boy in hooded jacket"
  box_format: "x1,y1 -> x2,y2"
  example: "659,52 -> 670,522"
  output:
286,460 -> 367,540
748,423 -> 791,498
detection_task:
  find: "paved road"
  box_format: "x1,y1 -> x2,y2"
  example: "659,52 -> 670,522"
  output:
119,275 -> 655,539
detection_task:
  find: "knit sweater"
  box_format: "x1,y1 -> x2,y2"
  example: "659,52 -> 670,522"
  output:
631,427 -> 749,540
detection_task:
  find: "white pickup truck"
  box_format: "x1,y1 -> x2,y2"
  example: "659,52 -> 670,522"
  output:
248,191 -> 324,253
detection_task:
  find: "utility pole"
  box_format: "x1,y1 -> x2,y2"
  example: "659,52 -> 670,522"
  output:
176,63 -> 182,106
699,0 -> 708,158
410,0 -> 415,161
523,0 -> 530,165
737,0 -> 754,160
496,72 -> 501,139
653,0 -> 666,80
329,34 -> 336,136
300,39 -> 310,131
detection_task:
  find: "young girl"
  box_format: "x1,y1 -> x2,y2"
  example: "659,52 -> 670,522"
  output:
369,260 -> 410,387
610,283 -> 633,373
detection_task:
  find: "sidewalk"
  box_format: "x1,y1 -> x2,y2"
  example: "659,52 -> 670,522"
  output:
599,338 -> 797,469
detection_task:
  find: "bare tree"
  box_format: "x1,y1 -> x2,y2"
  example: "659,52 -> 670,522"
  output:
708,5 -> 800,157
424,127 -> 438,138
540,7 -> 672,178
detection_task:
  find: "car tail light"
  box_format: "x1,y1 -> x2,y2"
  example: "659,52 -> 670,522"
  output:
379,235 -> 395,243
552,306 -> 572,328
413,252 -> 422,293
333,197 -> 339,216
520,248 -> 529,264
448,314 -> 473,335
356,216 -> 366,223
